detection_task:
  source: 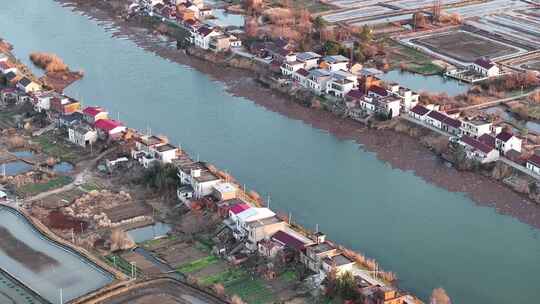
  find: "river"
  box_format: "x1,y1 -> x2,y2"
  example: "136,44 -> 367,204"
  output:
1,1 -> 540,303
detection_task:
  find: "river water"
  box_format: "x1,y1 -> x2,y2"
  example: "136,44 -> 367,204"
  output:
1,1 -> 540,303
0,207 -> 113,303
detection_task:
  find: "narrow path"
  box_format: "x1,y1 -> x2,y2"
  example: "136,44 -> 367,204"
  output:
457,91 -> 535,111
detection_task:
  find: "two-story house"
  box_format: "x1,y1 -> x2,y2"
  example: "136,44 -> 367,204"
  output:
176,159 -> 221,198
304,69 -> 331,95
83,106 -> 108,125
68,123 -> 98,147
193,26 -> 221,50
320,55 -> 349,72
325,70 -> 358,98
458,135 -> 500,163
461,118 -> 492,138
495,131 -> 522,154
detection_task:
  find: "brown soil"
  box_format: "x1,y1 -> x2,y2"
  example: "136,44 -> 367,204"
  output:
40,71 -> 83,92
56,0 -> 540,230
46,210 -> 88,233
0,226 -> 60,272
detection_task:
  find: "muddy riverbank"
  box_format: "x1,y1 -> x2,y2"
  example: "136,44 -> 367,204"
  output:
55,0 -> 540,230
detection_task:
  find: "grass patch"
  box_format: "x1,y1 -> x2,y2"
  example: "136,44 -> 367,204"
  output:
227,277 -> 276,304
16,176 -> 73,196
177,255 -> 219,274
105,254 -> 143,277
200,268 -> 248,286
279,270 -> 297,282
34,134 -> 80,163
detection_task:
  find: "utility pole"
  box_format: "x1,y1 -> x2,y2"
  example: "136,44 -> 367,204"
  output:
267,194 -> 271,209
113,256 -> 117,269
59,288 -> 63,304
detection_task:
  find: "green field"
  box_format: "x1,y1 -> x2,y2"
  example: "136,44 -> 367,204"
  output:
33,133 -> 82,163
105,254 -> 143,277
16,176 -> 73,196
177,255 -> 219,274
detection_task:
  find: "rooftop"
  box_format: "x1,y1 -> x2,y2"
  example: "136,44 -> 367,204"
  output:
296,51 -> 321,62
427,110 -> 448,123
322,55 -> 349,64
246,216 -> 282,228
323,253 -> 354,267
229,202 -> 251,215
496,131 -> 514,142
410,105 -> 430,116
213,182 -> 237,194
83,106 -> 107,117
272,229 -> 310,250
461,135 -> 494,154
155,143 -> 177,152
307,242 -> 336,255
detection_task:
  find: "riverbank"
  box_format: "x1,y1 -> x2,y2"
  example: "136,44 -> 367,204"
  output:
55,0 -> 540,230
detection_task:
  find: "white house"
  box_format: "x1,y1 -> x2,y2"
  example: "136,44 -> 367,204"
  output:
94,119 -> 126,140
360,96 -> 401,118
193,26 -> 221,50
176,159 -> 222,198
16,77 -> 41,93
526,154 -> 540,174
388,84 -> 419,111
281,60 -> 305,76
321,254 -> 356,276
320,55 -> 349,72
32,91 -> 57,112
292,68 -> 310,84
409,105 -> 430,121
495,131 -> 522,154
230,207 -> 276,240
153,143 -> 178,163
325,70 -> 358,98
470,58 -> 500,77
304,69 -> 331,95
296,52 -> 321,70
461,118 -> 492,138
458,135 -> 500,163
68,124 -> 98,147
424,110 -> 448,129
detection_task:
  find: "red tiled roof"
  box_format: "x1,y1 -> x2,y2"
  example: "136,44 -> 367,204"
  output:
83,106 -> 105,117
95,119 -> 123,132
474,58 -> 495,70
496,131 -> 514,142
461,135 -> 493,154
427,110 -> 448,122
272,230 -> 306,251
410,105 -> 429,116
528,154 -> 540,167
230,203 -> 250,215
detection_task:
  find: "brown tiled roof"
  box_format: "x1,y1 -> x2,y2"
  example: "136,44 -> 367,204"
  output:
461,135 -> 493,154
410,105 -> 429,116
443,116 -> 461,128
528,154 -> 540,167
496,131 -> 514,142
369,85 -> 388,97
474,58 -> 495,69
427,110 -> 448,122
478,134 -> 496,148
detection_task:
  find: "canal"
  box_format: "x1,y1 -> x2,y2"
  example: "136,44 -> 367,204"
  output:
0,206 -> 113,304
1,1 -> 539,303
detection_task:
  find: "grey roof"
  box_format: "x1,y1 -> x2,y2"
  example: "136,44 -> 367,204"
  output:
323,55 -> 349,64
308,69 -> 331,79
18,77 -> 32,87
296,52 -> 321,62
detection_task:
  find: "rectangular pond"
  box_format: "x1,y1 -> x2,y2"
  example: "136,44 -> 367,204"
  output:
0,207 -> 113,303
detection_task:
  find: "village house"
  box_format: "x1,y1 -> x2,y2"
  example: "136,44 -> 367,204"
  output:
95,119 -> 126,140
0,88 -> 18,105
469,58 -> 500,77
320,55 -> 349,72
208,34 -> 240,52
344,89 -> 364,109
281,60 -> 305,76
321,253 -> 355,276
245,216 -> 287,251
83,106 -> 109,125
212,182 -> 237,201
31,91 -> 57,112
4,71 -> 19,87
458,135 -> 500,163
526,154 -> 540,174
461,118 -> 492,138
304,69 -> 332,95
325,70 -> 358,98
50,96 -> 81,115
258,229 -> 313,259
296,52 -> 321,70
292,68 -> 310,85
176,158 -> 221,198
280,52 -> 321,76
358,286 -> 407,304
153,143 -> 178,163
229,207 -> 276,240
367,85 -> 389,99
495,131 -> 522,154
301,237 -> 339,274
57,112 -> 84,127
388,84 -> 419,111
409,105 -> 430,121
441,115 -> 462,135
193,26 -> 221,50
360,96 -> 401,118
424,110 -> 447,129
68,123 -> 98,147
16,77 -> 41,93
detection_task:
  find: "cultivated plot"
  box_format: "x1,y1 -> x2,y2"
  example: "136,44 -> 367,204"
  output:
411,30 -> 520,63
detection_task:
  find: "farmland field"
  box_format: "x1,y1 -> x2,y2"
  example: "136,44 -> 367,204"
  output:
412,31 -> 519,62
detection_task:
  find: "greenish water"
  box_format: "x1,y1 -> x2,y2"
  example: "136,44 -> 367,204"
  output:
0,1 -> 539,303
